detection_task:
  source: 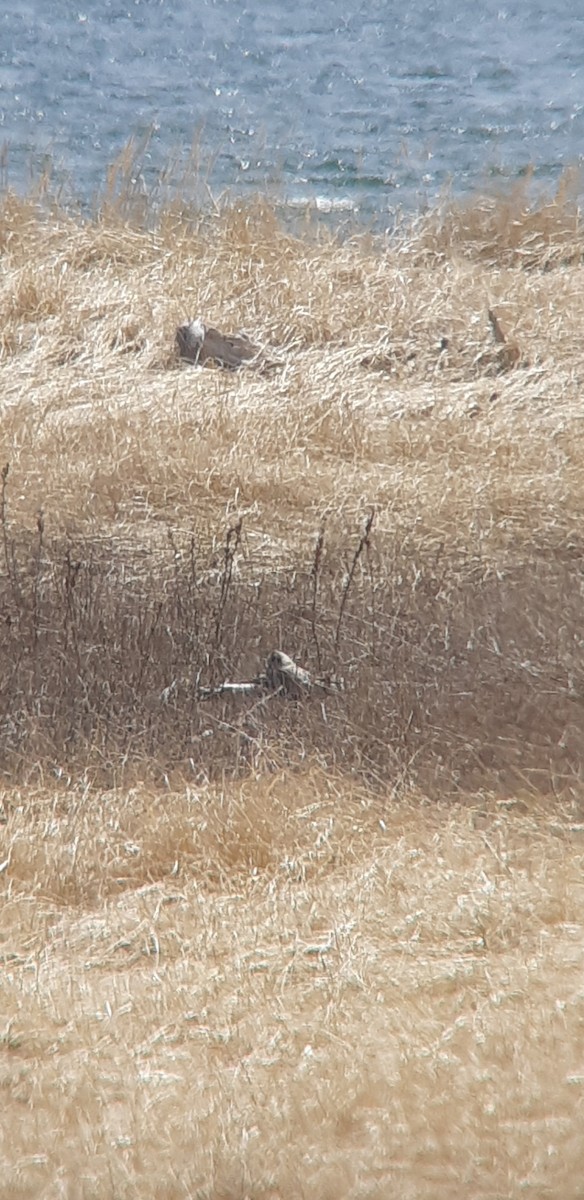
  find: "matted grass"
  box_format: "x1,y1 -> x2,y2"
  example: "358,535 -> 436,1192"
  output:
1,774 -> 583,1199
0,172 -> 583,1197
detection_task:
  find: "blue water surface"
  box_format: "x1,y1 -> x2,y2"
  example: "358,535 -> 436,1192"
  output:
0,0 -> 583,217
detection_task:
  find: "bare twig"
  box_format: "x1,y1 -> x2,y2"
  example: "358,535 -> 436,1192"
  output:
310,520 -> 326,674
31,509 -> 45,657
335,509 -> 375,650
214,518 -> 243,651
0,462 -> 21,605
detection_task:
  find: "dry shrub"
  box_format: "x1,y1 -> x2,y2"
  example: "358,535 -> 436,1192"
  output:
0,511 -> 583,798
410,167 -> 583,268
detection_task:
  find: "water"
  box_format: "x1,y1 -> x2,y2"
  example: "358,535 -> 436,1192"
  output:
1,0 -> 583,220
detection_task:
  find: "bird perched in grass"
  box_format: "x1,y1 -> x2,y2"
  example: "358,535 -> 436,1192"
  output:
263,650 -> 313,697
196,650 -> 343,701
176,318 -> 259,369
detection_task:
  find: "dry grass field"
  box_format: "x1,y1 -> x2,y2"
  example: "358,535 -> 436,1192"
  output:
1,166 -> 584,1198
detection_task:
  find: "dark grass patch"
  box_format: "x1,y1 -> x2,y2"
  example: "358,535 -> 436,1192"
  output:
0,504 -> 583,798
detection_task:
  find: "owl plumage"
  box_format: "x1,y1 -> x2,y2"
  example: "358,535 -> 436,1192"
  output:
263,650 -> 313,696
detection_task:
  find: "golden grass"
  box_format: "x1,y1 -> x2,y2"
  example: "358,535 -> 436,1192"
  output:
2,775 -> 584,1199
1,172 -> 584,1196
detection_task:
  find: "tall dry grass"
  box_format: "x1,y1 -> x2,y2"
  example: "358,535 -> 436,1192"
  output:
1,170 -> 584,1197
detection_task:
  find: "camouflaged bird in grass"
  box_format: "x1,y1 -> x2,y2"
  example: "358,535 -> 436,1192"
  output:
197,650 -> 343,700
176,318 -> 260,369
262,650 -> 313,697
